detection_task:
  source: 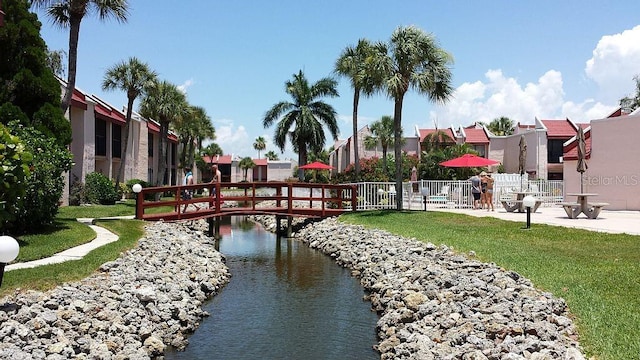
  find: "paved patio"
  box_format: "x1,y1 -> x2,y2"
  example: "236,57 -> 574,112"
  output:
428,205 -> 640,236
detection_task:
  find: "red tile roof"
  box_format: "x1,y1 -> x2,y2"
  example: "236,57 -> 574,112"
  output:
463,128 -> 489,144
418,128 -> 456,142
202,154 -> 232,164
541,119 -> 577,139
563,129 -> 591,160
253,158 -> 267,166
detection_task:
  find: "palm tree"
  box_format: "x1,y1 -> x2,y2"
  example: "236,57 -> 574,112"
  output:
373,26 -> 454,209
139,80 -> 189,187
263,70 -> 339,180
422,129 -> 454,152
364,115 -> 395,175
253,136 -> 266,158
486,116 -> 514,136
620,74 -> 640,112
264,150 -> 279,161
102,57 -> 157,188
238,156 -> 255,181
335,39 -> 380,180
33,0 -> 129,113
175,106 -> 214,168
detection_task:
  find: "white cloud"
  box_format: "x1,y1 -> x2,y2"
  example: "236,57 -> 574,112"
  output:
432,68 -> 617,128
177,79 -> 195,94
585,25 -> 640,102
429,26 -> 640,129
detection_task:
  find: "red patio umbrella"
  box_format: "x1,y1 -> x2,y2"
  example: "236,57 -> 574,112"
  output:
439,154 -> 500,168
299,161 -> 334,170
299,161 -> 334,182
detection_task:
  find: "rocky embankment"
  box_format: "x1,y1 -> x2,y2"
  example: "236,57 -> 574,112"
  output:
251,215 -> 585,360
0,221 -> 229,360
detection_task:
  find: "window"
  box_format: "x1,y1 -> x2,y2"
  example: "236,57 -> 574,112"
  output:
112,124 -> 122,158
472,145 -> 486,157
547,139 -> 564,163
148,133 -> 154,157
171,143 -> 177,165
95,119 -> 107,156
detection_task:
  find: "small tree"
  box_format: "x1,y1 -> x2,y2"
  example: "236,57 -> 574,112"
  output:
238,157 -> 256,182
253,136 -> 266,158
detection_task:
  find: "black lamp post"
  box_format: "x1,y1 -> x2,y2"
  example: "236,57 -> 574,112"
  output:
421,187 -> 429,211
132,183 -> 142,219
522,195 -> 536,229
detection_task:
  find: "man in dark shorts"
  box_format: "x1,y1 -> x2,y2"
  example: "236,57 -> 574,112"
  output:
469,172 -> 481,209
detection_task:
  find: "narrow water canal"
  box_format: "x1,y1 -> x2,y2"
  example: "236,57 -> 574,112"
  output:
165,218 -> 379,360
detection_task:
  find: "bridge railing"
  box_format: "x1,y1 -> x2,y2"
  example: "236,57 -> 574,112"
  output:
134,182 -> 357,221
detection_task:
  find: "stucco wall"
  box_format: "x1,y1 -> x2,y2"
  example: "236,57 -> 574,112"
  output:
564,114 -> 640,210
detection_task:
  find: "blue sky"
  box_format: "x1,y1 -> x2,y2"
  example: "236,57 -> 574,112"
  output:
34,1 -> 640,161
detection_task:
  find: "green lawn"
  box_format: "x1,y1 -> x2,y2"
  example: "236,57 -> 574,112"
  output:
1,202 -> 144,297
340,210 -> 640,360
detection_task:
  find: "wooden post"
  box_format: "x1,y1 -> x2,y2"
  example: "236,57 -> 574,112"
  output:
287,216 -> 292,238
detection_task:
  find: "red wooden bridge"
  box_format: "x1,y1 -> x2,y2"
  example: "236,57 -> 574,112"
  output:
134,182 -> 357,236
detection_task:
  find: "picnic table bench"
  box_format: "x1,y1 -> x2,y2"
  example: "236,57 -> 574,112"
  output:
560,193 -> 609,219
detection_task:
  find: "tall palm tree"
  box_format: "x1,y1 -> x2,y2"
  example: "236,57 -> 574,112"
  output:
335,38 -> 380,180
102,57 -> 157,188
364,115 -> 395,175
263,70 -> 339,180
264,150 -> 279,161
253,136 -> 266,158
139,80 -> 189,187
373,26 -> 454,209
175,105 -> 214,168
33,0 -> 129,113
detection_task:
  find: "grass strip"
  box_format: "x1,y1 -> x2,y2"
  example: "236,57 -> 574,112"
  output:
0,219 -> 144,298
340,210 -> 640,360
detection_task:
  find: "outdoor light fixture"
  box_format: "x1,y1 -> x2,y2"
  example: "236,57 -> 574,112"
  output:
522,195 -> 536,229
132,183 -> 143,219
0,235 -> 20,287
421,187 -> 430,212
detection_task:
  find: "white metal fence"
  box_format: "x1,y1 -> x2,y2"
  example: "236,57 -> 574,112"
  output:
345,176 -> 563,211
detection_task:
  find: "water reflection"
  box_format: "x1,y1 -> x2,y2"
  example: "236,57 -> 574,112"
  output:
165,217 -> 379,360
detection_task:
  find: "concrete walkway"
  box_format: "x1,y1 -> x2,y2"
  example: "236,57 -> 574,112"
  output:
5,216 -> 133,272
429,206 -> 640,236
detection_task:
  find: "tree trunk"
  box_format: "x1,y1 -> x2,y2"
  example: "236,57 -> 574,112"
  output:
115,96 -> 134,189
297,140 -> 307,181
157,119 -> 169,188
352,90 -> 360,180
394,96 -> 404,211
61,16 -> 82,113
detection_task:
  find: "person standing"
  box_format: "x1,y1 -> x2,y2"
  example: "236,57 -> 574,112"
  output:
182,166 -> 199,212
469,172 -> 482,209
480,171 -> 488,209
485,173 -> 495,211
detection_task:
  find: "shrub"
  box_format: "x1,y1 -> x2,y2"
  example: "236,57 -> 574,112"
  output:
85,172 -> 119,205
69,175 -> 86,206
8,121 -> 72,234
0,124 -> 32,233
125,179 -> 153,200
